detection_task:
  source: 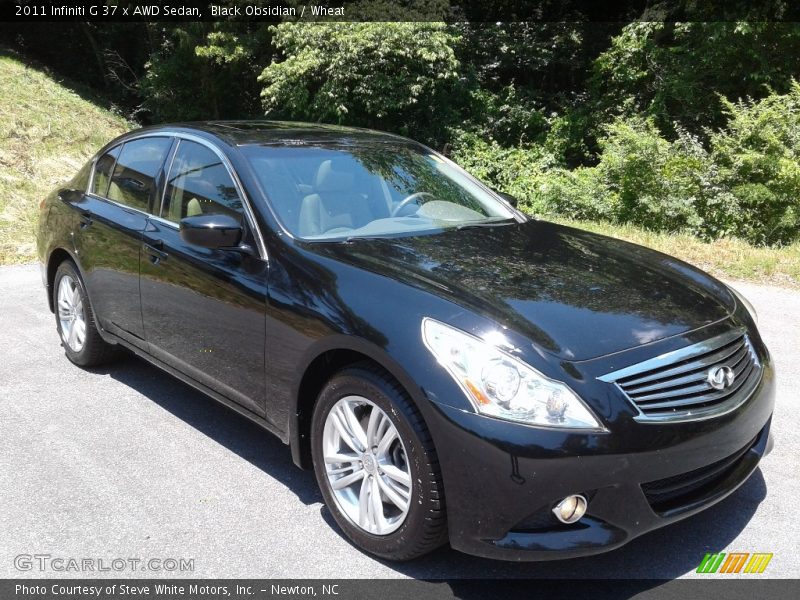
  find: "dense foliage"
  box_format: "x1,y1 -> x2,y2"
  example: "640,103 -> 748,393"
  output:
592,22 -> 800,138
141,23 -> 273,121
259,22 -> 461,146
456,84 -> 800,246
4,13 -> 800,246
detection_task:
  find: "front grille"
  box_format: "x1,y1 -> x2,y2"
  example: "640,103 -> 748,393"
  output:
599,329 -> 762,422
641,436 -> 756,511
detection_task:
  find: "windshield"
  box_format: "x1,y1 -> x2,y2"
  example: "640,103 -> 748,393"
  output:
239,143 -> 516,240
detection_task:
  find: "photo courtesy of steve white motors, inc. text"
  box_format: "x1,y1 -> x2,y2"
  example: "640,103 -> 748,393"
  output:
14,583 -> 340,597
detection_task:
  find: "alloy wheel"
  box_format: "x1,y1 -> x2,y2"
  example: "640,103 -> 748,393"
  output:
322,395 -> 413,535
57,275 -> 86,353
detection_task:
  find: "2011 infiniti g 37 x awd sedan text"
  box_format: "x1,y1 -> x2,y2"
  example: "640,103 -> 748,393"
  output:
36,122 -> 774,561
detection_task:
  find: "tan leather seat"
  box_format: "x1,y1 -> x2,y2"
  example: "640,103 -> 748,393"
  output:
298,160 -> 385,236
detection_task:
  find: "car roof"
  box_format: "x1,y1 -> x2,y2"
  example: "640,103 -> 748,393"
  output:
136,120 -> 412,147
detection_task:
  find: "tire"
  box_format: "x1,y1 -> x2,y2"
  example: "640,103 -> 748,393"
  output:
53,260 -> 120,367
311,362 -> 447,561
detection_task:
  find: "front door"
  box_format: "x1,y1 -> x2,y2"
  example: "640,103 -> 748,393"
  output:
139,139 -> 268,418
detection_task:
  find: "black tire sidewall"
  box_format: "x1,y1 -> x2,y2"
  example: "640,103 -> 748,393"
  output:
310,368 -> 438,559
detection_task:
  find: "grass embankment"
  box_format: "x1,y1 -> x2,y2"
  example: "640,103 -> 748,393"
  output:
0,51 -> 798,288
0,51 -> 131,263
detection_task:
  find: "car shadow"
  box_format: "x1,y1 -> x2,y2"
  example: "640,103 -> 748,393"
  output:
94,353 -> 767,585
93,352 -> 322,506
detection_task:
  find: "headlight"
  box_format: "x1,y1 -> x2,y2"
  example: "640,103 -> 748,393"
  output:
421,318 -> 604,430
728,285 -> 758,324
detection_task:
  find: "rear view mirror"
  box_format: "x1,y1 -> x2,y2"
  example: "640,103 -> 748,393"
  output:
180,214 -> 243,249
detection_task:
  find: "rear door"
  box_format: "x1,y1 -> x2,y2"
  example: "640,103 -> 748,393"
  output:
72,136 -> 173,349
139,138 -> 269,418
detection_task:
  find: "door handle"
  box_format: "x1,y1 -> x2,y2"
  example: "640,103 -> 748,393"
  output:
143,242 -> 168,265
78,211 -> 93,229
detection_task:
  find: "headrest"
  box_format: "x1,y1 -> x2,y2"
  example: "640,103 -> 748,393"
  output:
314,159 -> 354,193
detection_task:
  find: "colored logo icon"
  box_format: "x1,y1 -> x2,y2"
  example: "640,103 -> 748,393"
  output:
696,552 -> 773,574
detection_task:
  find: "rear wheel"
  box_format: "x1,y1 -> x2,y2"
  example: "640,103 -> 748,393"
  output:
53,260 -> 120,367
311,363 -> 447,560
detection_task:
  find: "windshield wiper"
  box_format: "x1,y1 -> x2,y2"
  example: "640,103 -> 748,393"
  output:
455,219 -> 516,231
342,235 -> 387,244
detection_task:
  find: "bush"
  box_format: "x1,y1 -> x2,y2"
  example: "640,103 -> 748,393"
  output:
531,166 -> 612,221
450,132 -> 553,213
451,131 -> 609,220
544,106 -> 598,167
454,84 -> 800,246
461,85 -> 549,147
710,82 -> 800,245
595,117 -> 705,233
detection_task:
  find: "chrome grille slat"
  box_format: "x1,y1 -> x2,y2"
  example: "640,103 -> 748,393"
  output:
617,338 -> 746,387
731,351 -> 752,376
630,349 -> 754,403
631,381 -> 714,402
599,330 -> 762,422
635,361 -> 756,410
625,370 -> 709,395
642,366 -> 760,417
730,350 -> 749,372
623,343 -> 748,393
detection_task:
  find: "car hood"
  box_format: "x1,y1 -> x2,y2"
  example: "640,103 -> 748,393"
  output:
308,220 -> 735,361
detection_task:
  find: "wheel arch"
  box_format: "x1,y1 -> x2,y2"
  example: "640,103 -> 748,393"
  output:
45,247 -> 81,312
289,336 -> 430,470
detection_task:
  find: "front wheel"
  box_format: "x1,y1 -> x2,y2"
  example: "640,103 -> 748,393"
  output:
311,364 -> 447,561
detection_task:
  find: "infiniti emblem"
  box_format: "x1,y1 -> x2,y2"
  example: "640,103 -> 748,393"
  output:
707,365 -> 735,390
362,453 -> 376,475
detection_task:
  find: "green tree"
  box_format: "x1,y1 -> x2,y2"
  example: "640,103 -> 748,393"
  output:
452,22 -> 621,159
258,22 -> 461,146
141,23 -> 272,122
592,22 -> 800,138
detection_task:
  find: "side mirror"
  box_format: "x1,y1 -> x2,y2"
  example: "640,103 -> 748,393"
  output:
496,190 -> 519,208
58,188 -> 85,204
180,214 -> 243,249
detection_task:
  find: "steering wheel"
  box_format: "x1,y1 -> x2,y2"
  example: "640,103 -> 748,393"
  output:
391,192 -> 434,217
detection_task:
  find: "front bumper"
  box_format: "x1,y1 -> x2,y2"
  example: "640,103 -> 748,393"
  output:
425,359 -> 775,561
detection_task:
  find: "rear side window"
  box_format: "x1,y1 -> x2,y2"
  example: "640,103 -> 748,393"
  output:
91,144 -> 121,197
161,140 -> 243,224
107,137 -> 172,212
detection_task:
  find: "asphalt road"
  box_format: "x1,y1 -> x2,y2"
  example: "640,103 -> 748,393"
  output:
1,264 -> 798,579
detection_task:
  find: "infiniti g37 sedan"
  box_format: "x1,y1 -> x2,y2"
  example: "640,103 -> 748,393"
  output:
36,122 -> 774,561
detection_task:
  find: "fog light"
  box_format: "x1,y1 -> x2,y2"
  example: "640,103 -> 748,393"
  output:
552,494 -> 588,524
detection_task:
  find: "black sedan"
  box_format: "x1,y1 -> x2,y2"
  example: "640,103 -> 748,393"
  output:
36,122 -> 774,561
